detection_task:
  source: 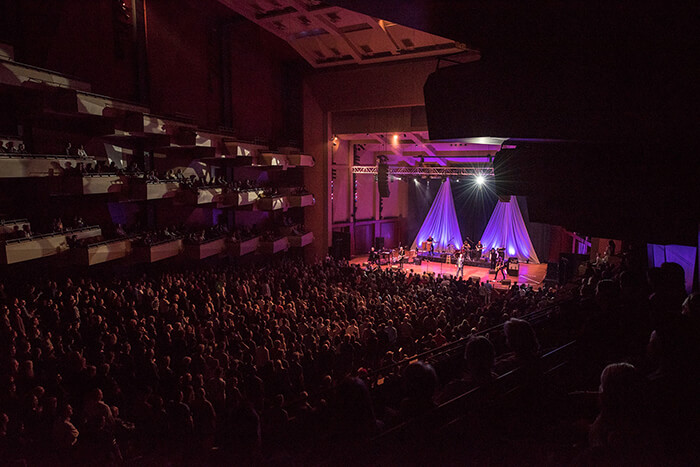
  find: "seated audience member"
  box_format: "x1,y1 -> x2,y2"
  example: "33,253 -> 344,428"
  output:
333,377 -> 381,440
400,361 -> 438,420
582,363 -> 658,465
438,336 -> 498,403
496,318 -> 540,373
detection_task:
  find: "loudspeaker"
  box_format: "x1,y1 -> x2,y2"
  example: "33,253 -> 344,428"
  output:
377,162 -> 390,197
507,258 -> 520,276
374,237 -> 385,249
470,275 -> 481,283
414,257 -> 422,265
500,279 -> 512,286
331,231 -> 351,260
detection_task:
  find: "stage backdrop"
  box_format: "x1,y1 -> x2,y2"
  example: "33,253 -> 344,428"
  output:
407,177 -> 498,249
410,178 -> 462,251
480,196 -> 540,264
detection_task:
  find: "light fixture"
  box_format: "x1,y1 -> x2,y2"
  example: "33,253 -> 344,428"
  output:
475,174 -> 485,186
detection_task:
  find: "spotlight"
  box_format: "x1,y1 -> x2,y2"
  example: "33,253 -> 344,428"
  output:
475,174 -> 485,186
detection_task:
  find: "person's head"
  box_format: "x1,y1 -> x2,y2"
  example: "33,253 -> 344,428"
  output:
464,336 -> 495,378
599,363 -> 646,418
504,318 -> 539,357
403,361 -> 437,402
335,377 -> 376,435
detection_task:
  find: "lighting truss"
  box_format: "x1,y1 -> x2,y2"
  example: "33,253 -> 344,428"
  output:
351,166 -> 494,176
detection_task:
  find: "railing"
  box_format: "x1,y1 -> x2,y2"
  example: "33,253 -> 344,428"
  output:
134,235 -> 184,247
0,218 -> 29,225
83,236 -> 136,249
0,153 -> 95,160
363,298 -> 571,385
5,225 -> 100,244
372,340 -> 578,444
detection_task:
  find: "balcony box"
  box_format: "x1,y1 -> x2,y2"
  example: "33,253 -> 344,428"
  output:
259,237 -> 289,254
226,236 -> 260,257
184,237 -> 226,260
288,232 -> 314,248
76,238 -> 132,266
130,180 -> 181,200
257,195 -> 287,211
258,152 -> 287,166
134,238 -> 183,263
286,154 -> 315,167
288,193 -> 315,208
177,187 -> 225,205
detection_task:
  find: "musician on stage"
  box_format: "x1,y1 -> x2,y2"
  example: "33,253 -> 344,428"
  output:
368,247 -> 379,268
456,251 -> 464,279
475,241 -> 483,260
398,245 -> 406,269
489,247 -> 498,269
494,257 -> 508,280
426,235 -> 435,255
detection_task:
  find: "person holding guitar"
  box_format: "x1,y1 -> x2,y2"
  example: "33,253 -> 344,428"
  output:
426,235 -> 435,255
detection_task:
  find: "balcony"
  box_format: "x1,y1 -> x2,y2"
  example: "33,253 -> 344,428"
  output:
231,190 -> 259,207
257,195 -> 288,211
133,238 -> 183,263
61,174 -> 126,195
176,187 -> 226,205
130,180 -> 181,200
1,225 -> 101,265
288,231 -> 314,248
74,237 -> 132,266
0,154 -> 96,178
288,193 -> 315,208
0,219 -> 30,236
257,152 -> 287,167
184,237 -> 226,260
286,154 -> 315,167
259,236 -> 289,255
226,236 -> 260,257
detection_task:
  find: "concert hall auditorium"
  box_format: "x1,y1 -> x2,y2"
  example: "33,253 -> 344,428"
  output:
0,0 -> 697,465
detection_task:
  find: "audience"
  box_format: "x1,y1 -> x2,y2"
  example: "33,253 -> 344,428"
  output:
0,245 -> 695,465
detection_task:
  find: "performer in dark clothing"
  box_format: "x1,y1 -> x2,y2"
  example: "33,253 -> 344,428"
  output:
426,236 -> 435,255
489,248 -> 498,269
494,258 -> 508,280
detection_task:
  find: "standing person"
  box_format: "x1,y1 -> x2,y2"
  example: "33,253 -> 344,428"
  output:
426,235 -> 435,255
456,252 -> 465,279
494,257 -> 507,281
489,248 -> 498,270
398,245 -> 406,269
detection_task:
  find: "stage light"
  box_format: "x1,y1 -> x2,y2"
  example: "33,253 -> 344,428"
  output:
414,179 -> 419,184
475,174 -> 485,186
508,247 -> 515,256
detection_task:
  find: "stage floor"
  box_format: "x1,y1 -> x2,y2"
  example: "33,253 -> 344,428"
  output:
349,255 -> 548,290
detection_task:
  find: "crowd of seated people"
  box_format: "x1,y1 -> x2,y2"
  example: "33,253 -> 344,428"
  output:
226,225 -> 259,243
1,217 -> 91,243
184,225 -> 230,245
1,141 -> 28,154
0,246 -> 695,465
0,256 -> 566,464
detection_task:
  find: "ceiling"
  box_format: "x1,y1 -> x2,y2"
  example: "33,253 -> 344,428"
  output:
216,0 -> 478,67
339,131 -> 501,167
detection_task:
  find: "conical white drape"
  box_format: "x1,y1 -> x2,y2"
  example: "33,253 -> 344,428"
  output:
411,178 -> 463,251
480,196 -> 539,263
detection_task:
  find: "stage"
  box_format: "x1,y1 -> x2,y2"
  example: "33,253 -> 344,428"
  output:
349,255 -> 548,290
